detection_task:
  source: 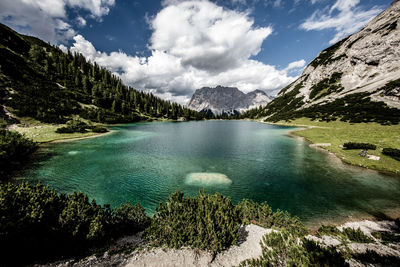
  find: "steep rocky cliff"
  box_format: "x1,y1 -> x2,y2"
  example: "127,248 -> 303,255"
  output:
256,0 -> 400,123
188,86 -> 272,115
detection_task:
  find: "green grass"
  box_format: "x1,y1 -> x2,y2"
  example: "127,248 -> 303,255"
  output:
11,117 -> 108,143
271,118 -> 400,174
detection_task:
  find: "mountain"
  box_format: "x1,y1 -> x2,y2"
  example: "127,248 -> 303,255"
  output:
0,23 -> 204,125
188,86 -> 272,115
247,0 -> 400,124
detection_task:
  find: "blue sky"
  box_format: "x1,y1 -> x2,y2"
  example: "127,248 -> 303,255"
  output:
0,0 -> 392,104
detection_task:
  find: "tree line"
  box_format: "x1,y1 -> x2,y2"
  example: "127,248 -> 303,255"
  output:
0,23 -> 205,125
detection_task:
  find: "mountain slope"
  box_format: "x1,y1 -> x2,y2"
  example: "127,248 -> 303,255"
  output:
248,0 -> 400,124
188,86 -> 272,115
0,23 -> 203,125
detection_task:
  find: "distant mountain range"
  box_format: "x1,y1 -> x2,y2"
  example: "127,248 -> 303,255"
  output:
248,0 -> 400,124
188,86 -> 272,115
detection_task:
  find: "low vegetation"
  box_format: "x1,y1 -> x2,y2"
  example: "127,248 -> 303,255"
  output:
317,225 -> 373,243
145,191 -> 239,254
0,126 -> 37,178
343,142 -> 376,150
274,118 -> 400,174
382,147 -> 400,161
0,182 -> 150,265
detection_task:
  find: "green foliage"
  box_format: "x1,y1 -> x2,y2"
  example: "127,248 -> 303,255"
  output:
259,92 -> 400,125
92,126 -> 109,133
241,231 -> 349,267
0,23 -> 205,124
317,225 -> 373,243
353,249 -> 400,266
236,199 -> 308,237
0,128 -> 37,177
342,227 -> 373,243
303,239 -> 349,267
382,147 -> 400,160
343,142 -> 376,150
240,230 -> 310,267
145,191 -> 239,254
0,182 -> 149,265
309,72 -> 343,99
55,119 -> 89,133
371,231 -> 400,245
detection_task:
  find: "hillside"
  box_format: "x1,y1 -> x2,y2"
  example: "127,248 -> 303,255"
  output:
0,23 -> 203,126
244,0 -> 400,124
188,86 -> 272,115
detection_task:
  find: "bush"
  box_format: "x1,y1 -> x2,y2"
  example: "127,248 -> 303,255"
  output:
343,142 -> 376,150
342,227 -> 373,243
56,119 -> 88,133
0,129 -> 37,176
235,199 -> 308,237
240,230 -> 310,267
382,148 -> 400,160
240,232 -> 349,267
92,126 -> 108,133
0,182 -> 149,265
145,191 -> 239,254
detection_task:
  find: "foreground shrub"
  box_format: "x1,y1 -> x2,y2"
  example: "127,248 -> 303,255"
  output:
343,142 -> 376,150
240,230 -> 310,267
0,182 -> 149,265
382,148 -> 400,160
317,225 -> 373,243
236,199 -> 308,237
145,191 -> 239,254
0,129 -> 37,176
240,231 -> 349,267
342,227 -> 373,243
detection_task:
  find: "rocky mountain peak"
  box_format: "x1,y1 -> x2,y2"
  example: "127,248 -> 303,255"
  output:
188,86 -> 272,115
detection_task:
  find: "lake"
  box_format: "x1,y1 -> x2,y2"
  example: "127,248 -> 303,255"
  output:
20,121 -> 400,226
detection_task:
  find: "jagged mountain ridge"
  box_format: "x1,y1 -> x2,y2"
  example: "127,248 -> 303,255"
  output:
188,86 -> 272,115
254,0 -> 400,124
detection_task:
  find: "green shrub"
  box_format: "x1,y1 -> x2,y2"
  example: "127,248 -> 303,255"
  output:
0,129 -> 37,176
343,142 -> 376,150
353,249 -> 400,265
145,191 -> 239,254
342,227 -> 373,243
303,239 -> 349,266
382,148 -> 400,160
371,231 -> 400,244
241,232 -> 349,267
240,230 -> 310,266
0,182 -> 149,265
92,126 -> 109,133
56,119 -> 88,133
235,199 -> 308,237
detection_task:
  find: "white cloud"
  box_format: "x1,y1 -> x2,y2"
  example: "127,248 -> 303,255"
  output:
300,0 -> 383,44
76,16 -> 87,27
69,1 -> 304,104
0,0 -> 114,43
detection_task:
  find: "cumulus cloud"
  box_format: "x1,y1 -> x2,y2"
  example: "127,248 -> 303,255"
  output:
0,0 -> 114,43
69,0 -> 304,104
300,0 -> 383,44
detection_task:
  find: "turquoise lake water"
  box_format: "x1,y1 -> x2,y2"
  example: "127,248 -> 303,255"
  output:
20,121 -> 400,225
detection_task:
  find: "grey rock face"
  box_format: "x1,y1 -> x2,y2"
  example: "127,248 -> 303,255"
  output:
278,0 -> 400,110
188,86 -> 272,115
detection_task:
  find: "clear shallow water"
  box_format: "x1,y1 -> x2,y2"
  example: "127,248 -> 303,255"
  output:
20,121 -> 400,224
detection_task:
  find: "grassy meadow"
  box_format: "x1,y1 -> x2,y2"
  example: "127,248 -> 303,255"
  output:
272,118 -> 400,175
10,117 -> 108,143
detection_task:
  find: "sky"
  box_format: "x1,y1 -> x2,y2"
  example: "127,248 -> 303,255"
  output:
0,0 -> 393,104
